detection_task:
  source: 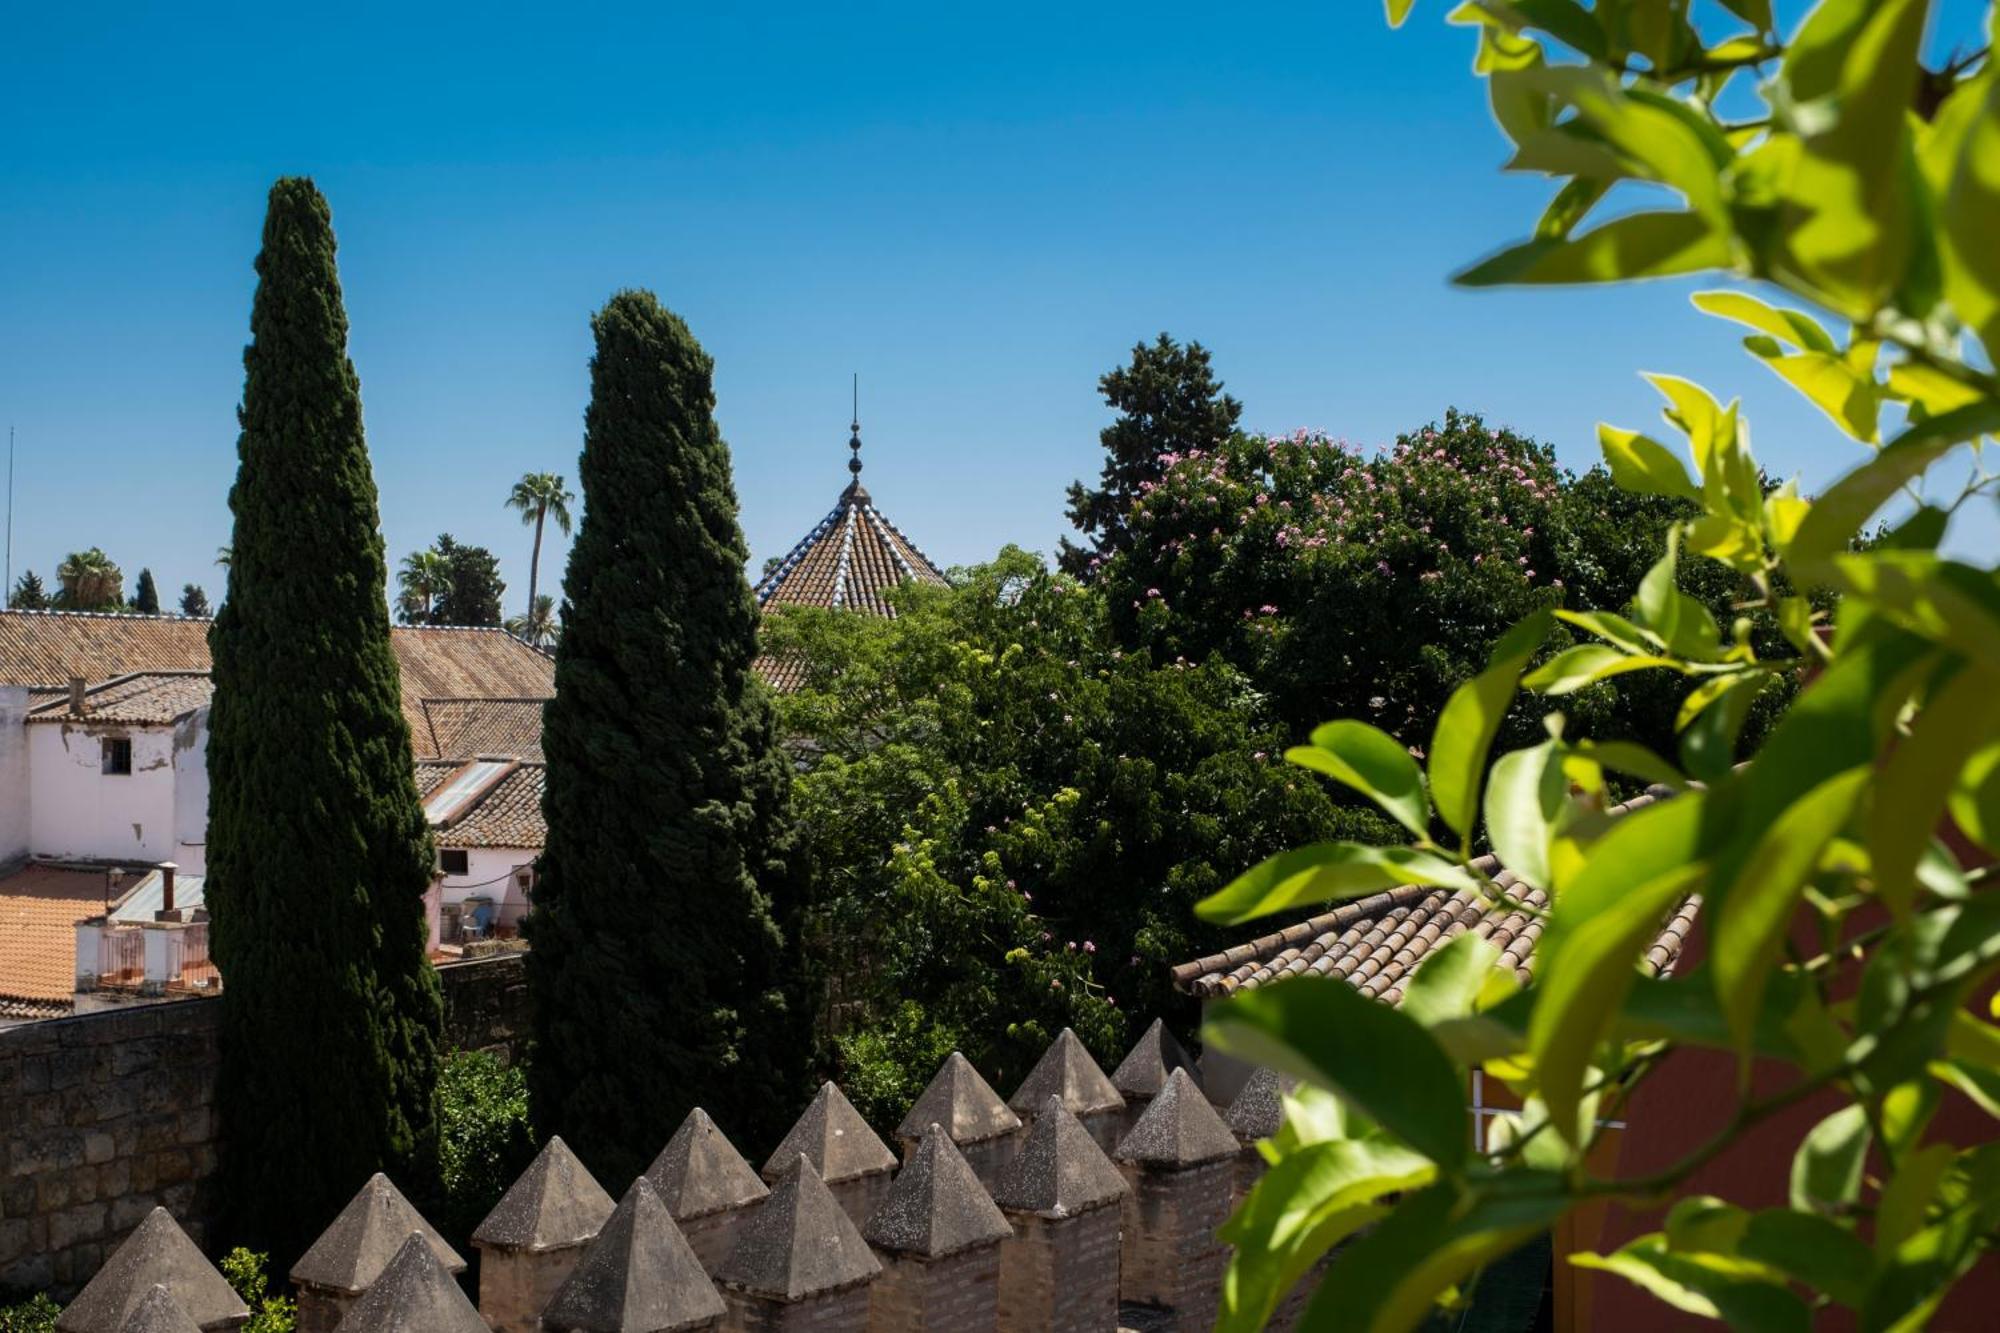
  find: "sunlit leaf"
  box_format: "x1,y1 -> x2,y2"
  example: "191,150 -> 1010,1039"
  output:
1196,842 -> 1478,925
1522,644 -> 1681,695
1710,766 -> 1870,1053
1429,611 -> 1552,842
1742,340 -> 1880,441
1827,553 -> 2000,665
1876,1144 -> 1953,1258
1950,740 -> 2000,853
1787,403 -> 2000,581
1530,792 -> 1712,1143
1678,671 -> 1774,782
1938,72 -> 2000,364
1216,1136 -> 1434,1333
1555,608 -> 1658,656
1573,1237 -> 1811,1330
1599,423 -> 1698,499
1570,738 -> 1685,789
1692,290 -> 1836,352
1292,719 -> 1432,838
1791,1104 -> 1870,1215
1204,977 -> 1470,1168
1402,932 -> 1504,1029
1483,741 -> 1568,890
1456,211 -> 1729,285
1386,0 -> 1418,27
1870,666 -> 2000,915
1634,541 -> 1722,660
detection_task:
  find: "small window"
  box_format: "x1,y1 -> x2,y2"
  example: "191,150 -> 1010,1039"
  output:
439,849 -> 469,876
101,737 -> 132,776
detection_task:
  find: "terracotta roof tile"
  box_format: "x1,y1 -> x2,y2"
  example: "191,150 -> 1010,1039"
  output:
752,481 -> 947,692
0,611 -> 553,759
26,673 -> 213,726
432,764 -> 545,850
421,698 -> 546,761
0,864 -> 109,1003
1170,789 -> 1699,1003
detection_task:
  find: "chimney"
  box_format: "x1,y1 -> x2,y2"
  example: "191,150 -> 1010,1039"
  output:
155,862 -> 181,924
68,674 -> 87,714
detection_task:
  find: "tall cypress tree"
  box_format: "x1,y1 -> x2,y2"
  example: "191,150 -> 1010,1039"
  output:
529,290 -> 809,1183
206,178 -> 442,1263
132,568 -> 160,614
1058,333 -> 1243,578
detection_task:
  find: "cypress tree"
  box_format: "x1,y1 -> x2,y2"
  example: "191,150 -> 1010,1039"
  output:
206,178 -> 442,1263
1058,334 -> 1242,578
529,290 -> 809,1184
132,568 -> 160,614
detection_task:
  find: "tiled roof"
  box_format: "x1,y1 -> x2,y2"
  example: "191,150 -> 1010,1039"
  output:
1170,789 -> 1698,1003
422,697 -> 546,761
428,762 -> 546,850
755,483 -> 948,618
26,672 -> 214,726
0,611 -> 553,758
0,864 -> 110,1003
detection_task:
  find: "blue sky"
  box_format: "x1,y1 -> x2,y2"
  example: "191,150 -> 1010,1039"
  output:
1,1 -> 1991,613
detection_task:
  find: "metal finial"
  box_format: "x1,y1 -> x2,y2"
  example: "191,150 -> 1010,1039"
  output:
847,373 -> 863,479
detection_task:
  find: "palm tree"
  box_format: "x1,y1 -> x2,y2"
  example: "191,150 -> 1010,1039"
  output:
505,472 -> 575,628
505,593 -> 559,648
55,548 -> 123,610
396,548 -> 451,624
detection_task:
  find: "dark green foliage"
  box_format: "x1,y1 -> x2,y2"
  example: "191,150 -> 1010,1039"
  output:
1059,334 -> 1241,578
529,289 -> 809,1182
220,1249 -> 297,1333
1096,410 -> 1775,760
766,549 -> 1390,1128
180,583 -> 211,618
7,571 -> 48,610
435,1051 -> 538,1243
131,567 -> 160,614
431,534 -> 505,627
0,1293 -> 58,1333
53,547 -> 123,610
206,177 -> 443,1265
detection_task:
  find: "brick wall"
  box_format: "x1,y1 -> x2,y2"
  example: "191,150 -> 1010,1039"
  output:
868,1245 -> 1001,1333
995,1207 -> 1120,1333
0,953 -> 534,1298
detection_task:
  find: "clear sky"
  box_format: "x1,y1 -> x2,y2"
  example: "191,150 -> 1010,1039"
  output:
2,1 -> 1991,614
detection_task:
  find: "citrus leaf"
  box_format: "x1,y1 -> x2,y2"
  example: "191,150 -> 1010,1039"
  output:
1692,290 -> 1837,352
1483,741 -> 1567,891
1600,424 -> 1698,499
1204,977 -> 1470,1169
1196,842 -> 1478,925
1523,644 -> 1682,694
1293,719 -> 1432,838
1870,665 -> 2000,915
1455,210 -> 1730,285
1791,1104 -> 1870,1215
1429,611 -> 1552,841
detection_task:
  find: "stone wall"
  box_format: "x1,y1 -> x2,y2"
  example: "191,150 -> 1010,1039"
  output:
0,952 -> 534,1298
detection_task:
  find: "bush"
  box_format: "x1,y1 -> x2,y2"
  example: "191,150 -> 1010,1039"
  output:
219,1249 -> 295,1333
0,1294 -> 58,1333
435,1051 -> 537,1240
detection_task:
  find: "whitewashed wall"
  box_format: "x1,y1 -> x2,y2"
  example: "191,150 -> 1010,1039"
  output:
438,847 -> 534,909
0,687 -> 29,864
28,722 -> 179,863
170,709 -> 210,874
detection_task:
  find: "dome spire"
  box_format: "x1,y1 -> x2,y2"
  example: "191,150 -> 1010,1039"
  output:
843,373 -> 868,502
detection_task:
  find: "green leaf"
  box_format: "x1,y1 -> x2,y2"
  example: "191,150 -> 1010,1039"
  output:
1634,542 -> 1722,660
1523,643 -> 1682,694
1386,0 -> 1418,26
1791,1103 -> 1871,1215
1555,608 -> 1658,656
1482,741 -> 1567,891
1204,976 -> 1471,1169
1569,738 -> 1687,790
1429,611 -> 1552,842
1402,932 -> 1504,1030
1876,1143 -> 1954,1258
1573,1237 -> 1811,1331
1599,423 -> 1698,499
1939,72 -> 2000,363
1530,791 -> 1712,1143
1709,766 -> 1870,1053
1535,175 -> 1610,239
1744,341 -> 1882,441
1291,719 -> 1431,838
1828,553 -> 2000,666
1692,290 -> 1837,352
1786,403 -> 2000,583
1869,666 -> 2000,915
1678,671 -> 1774,782
1738,1209 -> 1876,1308
1455,210 -> 1730,285
1777,0 -> 1928,319
1196,842 -> 1478,925
1949,740 -> 2000,853
1303,1178 -> 1572,1333
1216,1136 -> 1434,1333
